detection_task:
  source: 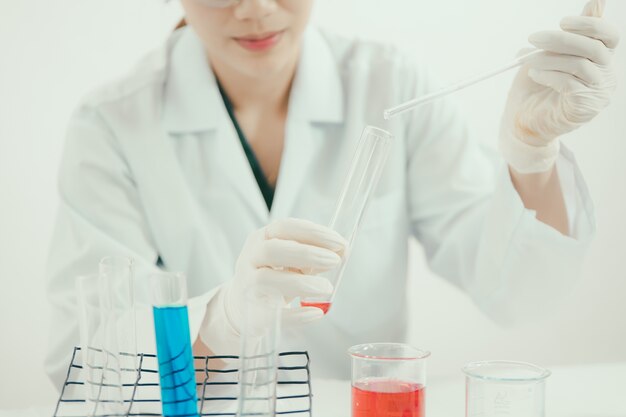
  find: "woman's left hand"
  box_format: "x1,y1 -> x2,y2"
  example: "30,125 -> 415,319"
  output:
499,0 -> 620,174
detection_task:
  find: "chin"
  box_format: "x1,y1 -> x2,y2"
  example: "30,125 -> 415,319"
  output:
247,59 -> 292,77
236,54 -> 295,79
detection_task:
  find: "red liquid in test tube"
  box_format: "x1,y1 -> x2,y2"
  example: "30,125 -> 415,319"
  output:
299,301 -> 332,314
351,378 -> 425,417
300,126 -> 393,312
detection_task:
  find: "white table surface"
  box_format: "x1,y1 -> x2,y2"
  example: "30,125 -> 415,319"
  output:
312,362 -> 626,417
3,362 -> 625,417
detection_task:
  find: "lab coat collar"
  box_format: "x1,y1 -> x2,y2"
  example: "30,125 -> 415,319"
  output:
288,28 -> 344,123
163,28 -> 222,133
162,27 -> 344,133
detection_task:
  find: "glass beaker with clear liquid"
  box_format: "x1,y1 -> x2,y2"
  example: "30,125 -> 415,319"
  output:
349,343 -> 430,417
300,126 -> 393,314
463,360 -> 550,417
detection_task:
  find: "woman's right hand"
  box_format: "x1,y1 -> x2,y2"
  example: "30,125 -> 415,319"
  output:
224,218 -> 347,332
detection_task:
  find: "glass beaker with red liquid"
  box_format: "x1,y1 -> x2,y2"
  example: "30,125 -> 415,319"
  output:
300,126 -> 393,314
349,343 -> 430,417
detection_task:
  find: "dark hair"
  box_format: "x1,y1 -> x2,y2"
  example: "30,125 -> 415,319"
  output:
175,18 -> 187,30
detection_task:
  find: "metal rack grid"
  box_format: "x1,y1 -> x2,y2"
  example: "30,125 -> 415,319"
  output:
53,347 -> 313,417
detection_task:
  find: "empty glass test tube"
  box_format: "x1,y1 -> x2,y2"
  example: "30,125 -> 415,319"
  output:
99,256 -> 137,381
237,288 -> 283,417
150,272 -> 199,417
76,273 -> 125,417
301,126 -> 393,314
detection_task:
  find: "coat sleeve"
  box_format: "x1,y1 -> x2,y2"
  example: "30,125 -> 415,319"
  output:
44,104 -> 159,389
44,105 -> 212,390
403,60 -> 595,325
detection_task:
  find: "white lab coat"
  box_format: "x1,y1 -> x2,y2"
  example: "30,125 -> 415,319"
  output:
45,26 -> 595,388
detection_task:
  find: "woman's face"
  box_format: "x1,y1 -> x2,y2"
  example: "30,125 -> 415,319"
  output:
181,0 -> 314,79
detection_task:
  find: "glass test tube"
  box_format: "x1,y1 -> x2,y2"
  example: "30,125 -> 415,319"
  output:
76,273 -> 125,417
301,126 -> 393,313
463,360 -> 550,417
237,289 -> 283,417
150,272 -> 199,417
99,256 -> 137,383
349,343 -> 430,417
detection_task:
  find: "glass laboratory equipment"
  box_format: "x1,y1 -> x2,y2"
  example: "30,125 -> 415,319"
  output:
75,273 -> 125,416
150,272 -> 199,417
463,360 -> 550,417
237,288 -> 283,417
300,126 -> 393,313
383,0 -> 605,120
383,49 -> 542,120
99,256 -> 137,383
348,343 -> 430,417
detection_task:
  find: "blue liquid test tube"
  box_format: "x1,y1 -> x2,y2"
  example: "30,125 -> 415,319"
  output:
150,272 -> 199,417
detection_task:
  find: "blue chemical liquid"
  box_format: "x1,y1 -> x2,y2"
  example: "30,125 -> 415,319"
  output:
153,305 -> 198,417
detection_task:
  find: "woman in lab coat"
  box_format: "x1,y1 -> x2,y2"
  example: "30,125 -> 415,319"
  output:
45,0 -> 619,387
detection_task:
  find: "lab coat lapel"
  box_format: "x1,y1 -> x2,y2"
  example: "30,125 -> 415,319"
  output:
270,111 -> 315,221
216,109 -> 270,224
163,27 -> 269,225
270,29 -> 344,220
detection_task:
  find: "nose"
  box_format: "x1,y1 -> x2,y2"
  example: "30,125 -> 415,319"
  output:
233,0 -> 277,20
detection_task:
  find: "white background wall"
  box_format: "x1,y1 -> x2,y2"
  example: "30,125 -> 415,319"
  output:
1,0 -> 625,408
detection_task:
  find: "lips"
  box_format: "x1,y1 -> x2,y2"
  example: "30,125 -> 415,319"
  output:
234,31 -> 284,52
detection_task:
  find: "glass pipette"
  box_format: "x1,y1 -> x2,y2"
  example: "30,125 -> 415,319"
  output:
383,48 -> 541,120
383,0 -> 607,120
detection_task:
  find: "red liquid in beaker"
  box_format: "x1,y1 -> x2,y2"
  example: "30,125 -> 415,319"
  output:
300,301 -> 331,314
352,378 -> 425,417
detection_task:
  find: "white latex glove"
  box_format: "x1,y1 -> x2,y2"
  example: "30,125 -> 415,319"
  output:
499,0 -> 620,173
199,218 -> 346,354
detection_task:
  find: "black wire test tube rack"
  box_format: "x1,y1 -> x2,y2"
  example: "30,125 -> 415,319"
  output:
52,347 -> 313,417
